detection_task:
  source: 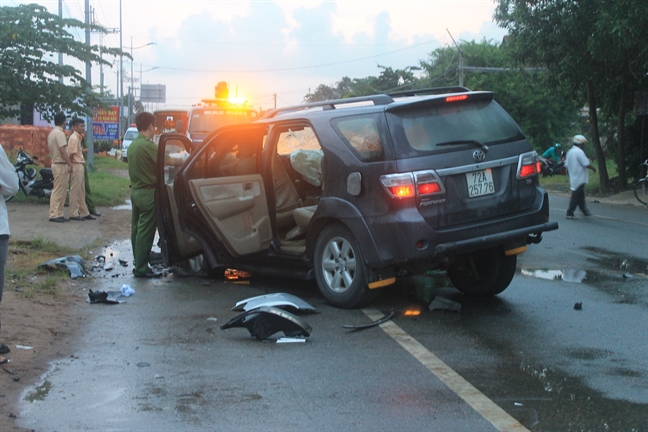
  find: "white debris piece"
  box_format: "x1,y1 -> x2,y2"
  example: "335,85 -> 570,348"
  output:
120,284 -> 135,296
276,338 -> 307,343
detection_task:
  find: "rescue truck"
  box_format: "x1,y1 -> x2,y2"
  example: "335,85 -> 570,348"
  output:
178,82 -> 259,144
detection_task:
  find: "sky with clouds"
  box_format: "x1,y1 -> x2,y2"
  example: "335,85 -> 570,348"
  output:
6,0 -> 506,110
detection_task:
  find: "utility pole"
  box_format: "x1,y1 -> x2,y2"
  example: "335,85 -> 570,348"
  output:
97,28 -> 119,96
58,0 -> 63,84
119,0 -> 124,142
128,36 -> 133,126
85,0 -> 94,168
446,29 -> 464,87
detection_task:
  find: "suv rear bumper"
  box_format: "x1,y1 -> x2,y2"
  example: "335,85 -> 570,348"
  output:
357,190 -> 557,268
433,221 -> 558,257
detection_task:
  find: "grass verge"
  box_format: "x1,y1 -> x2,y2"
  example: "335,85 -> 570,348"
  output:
6,237 -> 83,299
10,155 -> 130,207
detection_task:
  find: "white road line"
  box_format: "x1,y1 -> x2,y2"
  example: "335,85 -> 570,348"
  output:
363,308 -> 529,432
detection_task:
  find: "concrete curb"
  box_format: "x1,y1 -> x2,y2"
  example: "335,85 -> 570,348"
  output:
546,189 -> 647,208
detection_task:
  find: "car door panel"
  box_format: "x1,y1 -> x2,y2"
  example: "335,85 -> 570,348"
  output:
165,183 -> 202,257
188,174 -> 272,257
156,133 -> 200,265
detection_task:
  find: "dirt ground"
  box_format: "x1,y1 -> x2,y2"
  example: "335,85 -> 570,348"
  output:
0,184 -> 644,430
1,198 -> 132,431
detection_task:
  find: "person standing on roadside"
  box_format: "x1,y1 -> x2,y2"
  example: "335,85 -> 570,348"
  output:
127,112 -> 162,278
565,134 -> 597,219
48,113 -> 73,222
67,118 -> 95,221
128,112 -> 184,278
0,144 -> 19,363
80,132 -> 101,217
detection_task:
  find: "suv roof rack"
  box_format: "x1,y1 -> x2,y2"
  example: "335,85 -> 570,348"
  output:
261,94 -> 395,119
387,86 -> 471,98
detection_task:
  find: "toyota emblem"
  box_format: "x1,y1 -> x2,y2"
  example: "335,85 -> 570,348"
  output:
473,150 -> 486,162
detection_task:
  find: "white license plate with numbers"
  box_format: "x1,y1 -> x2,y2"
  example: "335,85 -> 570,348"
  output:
466,169 -> 495,198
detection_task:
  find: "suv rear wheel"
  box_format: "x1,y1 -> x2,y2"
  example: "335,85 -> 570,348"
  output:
314,223 -> 376,309
447,247 -> 517,296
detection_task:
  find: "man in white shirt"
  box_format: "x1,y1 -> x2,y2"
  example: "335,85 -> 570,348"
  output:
564,134 -> 597,219
0,144 -> 19,362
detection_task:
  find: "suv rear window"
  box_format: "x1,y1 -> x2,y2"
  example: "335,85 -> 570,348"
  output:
387,100 -> 524,158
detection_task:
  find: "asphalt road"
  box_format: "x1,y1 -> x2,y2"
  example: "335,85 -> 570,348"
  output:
17,195 -> 648,431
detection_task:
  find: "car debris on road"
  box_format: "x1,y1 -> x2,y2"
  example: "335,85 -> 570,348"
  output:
39,255 -> 86,279
232,292 -> 319,314
428,296 -> 461,313
342,308 -> 395,330
221,305 -> 312,341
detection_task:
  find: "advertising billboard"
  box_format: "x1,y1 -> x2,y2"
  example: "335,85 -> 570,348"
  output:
141,84 -> 166,103
93,106 -> 119,140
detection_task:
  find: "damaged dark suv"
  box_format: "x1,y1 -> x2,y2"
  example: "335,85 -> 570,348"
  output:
155,86 -> 558,308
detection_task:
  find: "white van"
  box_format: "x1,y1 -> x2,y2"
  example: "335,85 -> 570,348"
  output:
121,127 -> 139,162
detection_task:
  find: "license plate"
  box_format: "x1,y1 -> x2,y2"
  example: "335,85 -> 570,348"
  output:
466,169 -> 495,198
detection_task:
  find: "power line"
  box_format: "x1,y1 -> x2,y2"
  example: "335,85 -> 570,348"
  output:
147,39 -> 435,74
127,34 -> 415,48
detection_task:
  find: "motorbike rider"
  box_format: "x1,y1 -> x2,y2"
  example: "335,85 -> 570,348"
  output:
541,143 -> 565,176
542,143 -> 562,163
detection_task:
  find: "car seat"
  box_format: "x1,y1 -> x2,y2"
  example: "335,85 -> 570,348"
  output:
272,154 -> 303,229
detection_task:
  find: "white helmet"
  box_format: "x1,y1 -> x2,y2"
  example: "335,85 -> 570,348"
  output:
572,134 -> 588,145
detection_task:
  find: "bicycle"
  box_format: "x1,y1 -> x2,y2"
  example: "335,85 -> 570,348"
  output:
634,159 -> 648,206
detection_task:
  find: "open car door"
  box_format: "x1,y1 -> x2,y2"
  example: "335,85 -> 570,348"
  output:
156,133 -> 200,267
167,125 -> 273,270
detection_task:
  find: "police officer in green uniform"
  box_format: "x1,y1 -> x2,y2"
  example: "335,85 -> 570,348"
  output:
128,112 -> 162,278
128,112 -> 184,278
80,133 -> 101,217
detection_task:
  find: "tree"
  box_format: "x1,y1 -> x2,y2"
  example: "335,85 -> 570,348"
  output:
494,0 -> 648,189
0,4 -> 127,121
303,66 -> 419,103
419,40 -> 579,150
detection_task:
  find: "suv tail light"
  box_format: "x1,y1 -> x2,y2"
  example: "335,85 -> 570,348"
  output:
381,171 -> 445,199
517,151 -> 541,179
414,170 -> 445,196
380,173 -> 415,198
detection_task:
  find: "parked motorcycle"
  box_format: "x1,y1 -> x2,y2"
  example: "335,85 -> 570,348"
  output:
539,152 -> 567,177
7,148 -> 54,202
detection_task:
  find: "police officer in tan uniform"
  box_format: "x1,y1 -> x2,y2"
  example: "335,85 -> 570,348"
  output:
67,118 -> 95,221
48,113 -> 73,222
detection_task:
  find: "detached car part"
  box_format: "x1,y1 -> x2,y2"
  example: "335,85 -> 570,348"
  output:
232,293 -> 319,313
39,255 -> 85,279
342,308 -> 394,330
87,290 -> 123,304
221,306 -> 312,340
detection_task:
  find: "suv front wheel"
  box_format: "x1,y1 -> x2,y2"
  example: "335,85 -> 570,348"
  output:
447,247 -> 517,297
314,223 -> 376,309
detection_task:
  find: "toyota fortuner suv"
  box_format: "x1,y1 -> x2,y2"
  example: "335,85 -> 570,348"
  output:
155,86 -> 558,308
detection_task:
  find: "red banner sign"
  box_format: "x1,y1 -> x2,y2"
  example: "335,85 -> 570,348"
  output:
93,106 -> 118,123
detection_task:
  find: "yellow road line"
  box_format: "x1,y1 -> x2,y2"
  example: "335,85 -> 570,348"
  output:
363,308 -> 529,432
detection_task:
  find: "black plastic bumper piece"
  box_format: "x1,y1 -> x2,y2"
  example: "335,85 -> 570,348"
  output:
433,221 -> 558,257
